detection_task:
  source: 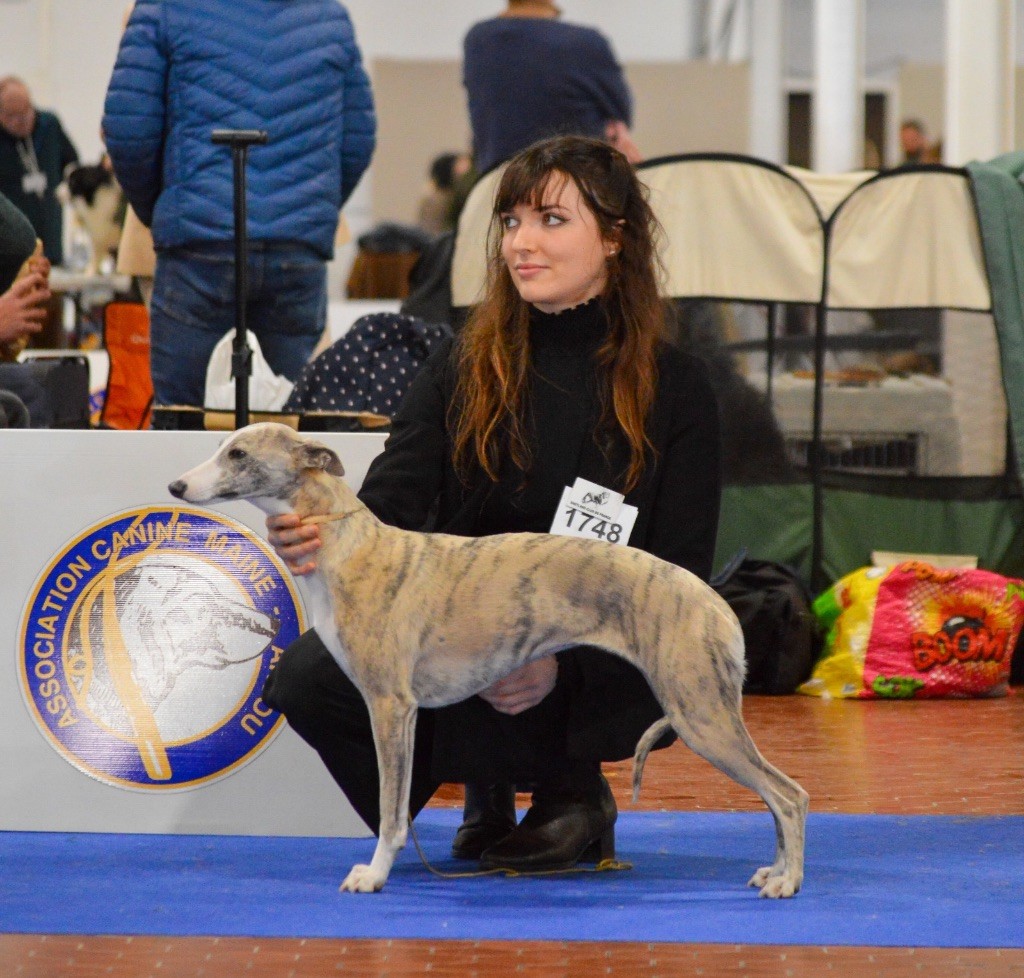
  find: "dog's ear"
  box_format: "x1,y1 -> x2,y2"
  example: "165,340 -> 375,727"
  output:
297,441 -> 345,477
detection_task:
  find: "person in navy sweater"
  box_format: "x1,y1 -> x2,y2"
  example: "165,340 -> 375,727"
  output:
463,1 -> 641,174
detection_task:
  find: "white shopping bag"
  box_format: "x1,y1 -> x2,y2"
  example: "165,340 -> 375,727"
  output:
204,329 -> 295,411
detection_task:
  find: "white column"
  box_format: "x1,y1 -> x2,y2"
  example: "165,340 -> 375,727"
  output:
943,0 -> 1015,165
812,0 -> 864,173
748,0 -> 786,164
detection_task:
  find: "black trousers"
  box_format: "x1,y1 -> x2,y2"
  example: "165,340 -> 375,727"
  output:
262,631 -> 438,832
262,630 -> 594,834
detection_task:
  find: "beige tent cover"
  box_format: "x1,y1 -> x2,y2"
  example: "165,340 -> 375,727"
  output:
826,170 -> 990,310
641,158 -> 825,303
782,166 -> 874,220
450,154 -> 992,314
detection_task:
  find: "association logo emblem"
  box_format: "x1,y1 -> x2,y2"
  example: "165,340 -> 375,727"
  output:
19,507 -> 304,790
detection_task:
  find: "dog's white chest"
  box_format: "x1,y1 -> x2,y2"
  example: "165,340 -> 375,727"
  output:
295,574 -> 353,673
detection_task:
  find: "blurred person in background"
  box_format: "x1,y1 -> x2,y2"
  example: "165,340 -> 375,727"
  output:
103,0 -> 376,408
463,0 -> 641,174
0,77 -> 78,266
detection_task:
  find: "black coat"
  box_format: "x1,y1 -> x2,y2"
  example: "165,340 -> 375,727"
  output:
358,302 -> 722,780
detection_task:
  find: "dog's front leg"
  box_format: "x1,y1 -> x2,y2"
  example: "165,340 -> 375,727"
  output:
339,693 -> 417,893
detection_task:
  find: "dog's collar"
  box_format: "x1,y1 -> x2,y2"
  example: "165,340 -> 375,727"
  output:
300,508 -> 361,527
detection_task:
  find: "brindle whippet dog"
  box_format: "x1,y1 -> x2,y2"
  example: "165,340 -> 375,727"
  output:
169,422 -> 808,896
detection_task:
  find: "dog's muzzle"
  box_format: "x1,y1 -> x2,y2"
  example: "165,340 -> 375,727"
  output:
168,480 -> 187,499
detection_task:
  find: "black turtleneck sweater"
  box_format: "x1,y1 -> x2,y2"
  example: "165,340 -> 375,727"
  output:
476,298 -> 604,536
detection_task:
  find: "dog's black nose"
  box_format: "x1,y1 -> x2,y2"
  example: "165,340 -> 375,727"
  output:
168,480 -> 187,499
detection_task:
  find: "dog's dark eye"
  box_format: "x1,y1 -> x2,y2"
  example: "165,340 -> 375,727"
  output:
227,447 -> 247,461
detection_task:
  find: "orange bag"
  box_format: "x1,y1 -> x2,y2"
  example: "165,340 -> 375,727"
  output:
101,301 -> 153,429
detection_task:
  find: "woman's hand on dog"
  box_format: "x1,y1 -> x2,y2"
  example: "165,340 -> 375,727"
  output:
479,658 -> 557,715
266,512 -> 320,575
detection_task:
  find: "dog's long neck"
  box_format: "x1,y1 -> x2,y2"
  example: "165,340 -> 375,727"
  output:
290,469 -> 367,523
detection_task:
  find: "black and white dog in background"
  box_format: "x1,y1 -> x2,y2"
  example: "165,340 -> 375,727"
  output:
57,160 -> 126,274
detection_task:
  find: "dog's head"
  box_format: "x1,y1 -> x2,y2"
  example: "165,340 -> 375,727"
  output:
58,162 -> 116,207
168,422 -> 345,508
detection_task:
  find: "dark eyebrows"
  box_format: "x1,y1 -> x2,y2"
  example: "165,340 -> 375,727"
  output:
500,201 -> 568,216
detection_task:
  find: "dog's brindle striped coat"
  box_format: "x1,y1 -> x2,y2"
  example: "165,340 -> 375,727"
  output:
170,423 -> 808,897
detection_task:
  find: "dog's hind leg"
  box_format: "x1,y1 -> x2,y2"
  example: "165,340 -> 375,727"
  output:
647,638 -> 808,898
684,712 -> 808,898
340,693 -> 417,893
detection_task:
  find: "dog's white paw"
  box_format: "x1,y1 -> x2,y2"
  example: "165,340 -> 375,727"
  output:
759,876 -> 797,898
748,864 -> 801,898
339,864 -> 386,893
750,870 -> 800,899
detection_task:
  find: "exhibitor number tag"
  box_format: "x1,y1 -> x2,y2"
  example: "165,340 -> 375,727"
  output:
550,477 -> 637,546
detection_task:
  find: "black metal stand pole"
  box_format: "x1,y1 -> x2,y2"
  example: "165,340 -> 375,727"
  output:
211,129 -> 268,430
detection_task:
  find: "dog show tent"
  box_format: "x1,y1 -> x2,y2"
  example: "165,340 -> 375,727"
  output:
451,153 -> 1024,588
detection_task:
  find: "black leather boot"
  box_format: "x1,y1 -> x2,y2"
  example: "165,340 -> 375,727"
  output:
450,782 -> 517,860
478,770 -> 616,872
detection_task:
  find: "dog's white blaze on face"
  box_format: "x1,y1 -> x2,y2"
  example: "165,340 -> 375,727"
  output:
175,457 -> 224,504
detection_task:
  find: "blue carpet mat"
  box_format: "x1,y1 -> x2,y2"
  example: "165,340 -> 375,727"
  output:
2,810 -> 1021,947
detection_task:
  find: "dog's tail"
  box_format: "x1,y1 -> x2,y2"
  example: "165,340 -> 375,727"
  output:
631,716 -> 673,802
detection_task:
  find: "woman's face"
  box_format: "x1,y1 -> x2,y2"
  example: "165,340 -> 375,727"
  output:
500,173 -> 613,314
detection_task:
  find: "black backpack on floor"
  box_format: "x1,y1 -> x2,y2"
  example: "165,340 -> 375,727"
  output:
711,551 -> 821,695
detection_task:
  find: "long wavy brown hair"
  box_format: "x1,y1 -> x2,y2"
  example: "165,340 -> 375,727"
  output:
451,136 -> 666,492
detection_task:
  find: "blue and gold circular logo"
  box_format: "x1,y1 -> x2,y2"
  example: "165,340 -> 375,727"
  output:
19,507 -> 305,791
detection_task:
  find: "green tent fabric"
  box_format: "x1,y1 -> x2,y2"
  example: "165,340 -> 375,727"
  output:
965,153 -> 1024,484
716,482 -> 1024,585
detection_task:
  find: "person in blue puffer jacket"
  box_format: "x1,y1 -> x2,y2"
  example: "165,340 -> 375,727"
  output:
103,0 -> 376,408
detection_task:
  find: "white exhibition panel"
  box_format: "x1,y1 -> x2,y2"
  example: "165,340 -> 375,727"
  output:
1,428 -> 387,837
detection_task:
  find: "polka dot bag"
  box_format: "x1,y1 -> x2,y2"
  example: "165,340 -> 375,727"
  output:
285,312 -> 450,418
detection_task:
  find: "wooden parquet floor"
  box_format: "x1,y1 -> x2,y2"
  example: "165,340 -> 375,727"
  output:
3,693 -> 1023,978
